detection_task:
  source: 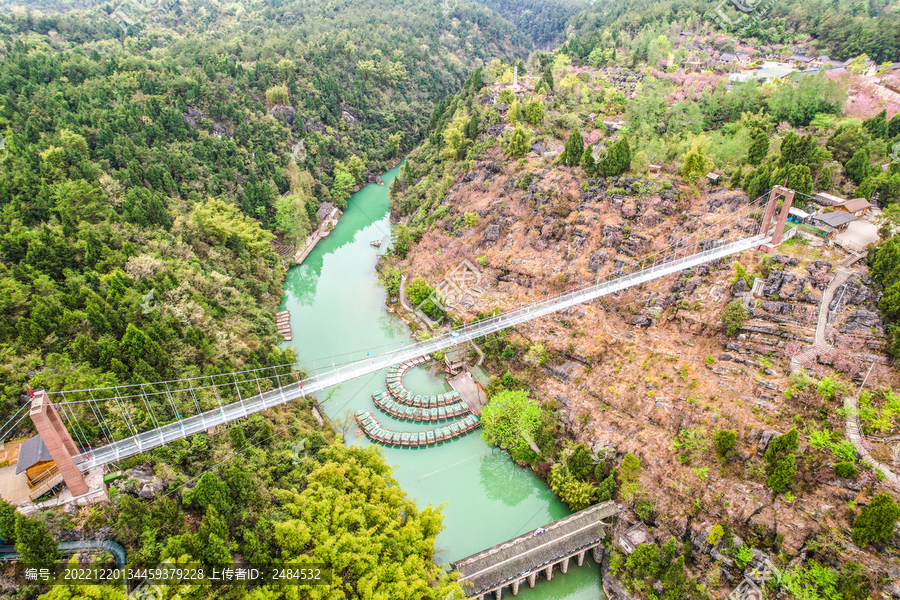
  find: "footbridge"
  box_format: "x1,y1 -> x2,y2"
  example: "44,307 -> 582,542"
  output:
451,502 -> 618,599
11,187 -> 797,496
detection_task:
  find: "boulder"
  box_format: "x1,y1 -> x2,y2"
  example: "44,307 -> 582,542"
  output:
629,315 -> 652,327
588,250 -> 609,273
138,482 -> 165,499
757,431 -> 781,454
841,310 -> 881,331
484,224 -> 500,242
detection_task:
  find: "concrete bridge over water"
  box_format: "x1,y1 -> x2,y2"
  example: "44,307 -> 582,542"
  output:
451,502 -> 618,599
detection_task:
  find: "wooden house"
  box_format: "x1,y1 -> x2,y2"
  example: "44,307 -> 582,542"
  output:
833,197 -> 871,217
15,435 -> 56,487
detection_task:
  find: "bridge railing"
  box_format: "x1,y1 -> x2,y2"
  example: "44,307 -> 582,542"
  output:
71,232 -> 769,470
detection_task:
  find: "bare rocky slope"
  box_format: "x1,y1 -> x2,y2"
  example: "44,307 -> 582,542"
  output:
389,145 -> 899,595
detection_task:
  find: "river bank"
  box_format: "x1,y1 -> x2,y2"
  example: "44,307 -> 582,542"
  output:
277,163 -> 607,599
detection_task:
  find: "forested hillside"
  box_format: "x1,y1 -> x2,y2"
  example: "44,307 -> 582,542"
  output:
0,0 -> 531,414
471,0 -> 587,48
387,11 -> 899,589
565,0 -> 900,63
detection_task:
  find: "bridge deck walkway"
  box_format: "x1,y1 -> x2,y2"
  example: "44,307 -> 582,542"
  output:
72,234 -> 769,470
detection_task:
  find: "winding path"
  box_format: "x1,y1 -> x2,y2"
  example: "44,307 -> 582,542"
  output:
790,253 -> 861,372
844,393 -> 900,490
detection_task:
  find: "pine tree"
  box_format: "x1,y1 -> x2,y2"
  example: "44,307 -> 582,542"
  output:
730,165 -> 744,188
748,132 -> 769,165
863,110 -> 888,139
563,130 -> 584,167
0,500 -> 16,544
789,164 -> 813,194
567,444 -> 594,480
541,66 -> 554,91
581,146 -> 596,176
463,113 -> 479,140
845,148 -> 871,185
596,471 -> 618,502
889,113 -> 900,138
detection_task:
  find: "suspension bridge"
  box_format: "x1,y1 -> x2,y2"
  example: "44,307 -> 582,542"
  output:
6,187 -> 797,497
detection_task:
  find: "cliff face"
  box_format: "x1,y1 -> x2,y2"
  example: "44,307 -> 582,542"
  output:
390,143 -> 896,586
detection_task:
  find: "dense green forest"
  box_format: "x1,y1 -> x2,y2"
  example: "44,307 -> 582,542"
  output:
0,0 -> 531,416
470,0 -> 588,48
1,407 -> 464,600
564,0 -> 900,63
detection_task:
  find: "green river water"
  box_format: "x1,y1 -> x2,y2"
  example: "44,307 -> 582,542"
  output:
279,164 -> 605,599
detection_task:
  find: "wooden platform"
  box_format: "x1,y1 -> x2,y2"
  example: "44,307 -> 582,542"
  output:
448,370 -> 486,416
372,393 -> 470,421
276,310 -> 292,341
355,411 -> 480,447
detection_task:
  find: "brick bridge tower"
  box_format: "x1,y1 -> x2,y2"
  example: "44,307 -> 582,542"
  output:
759,185 -> 796,250
29,391 -> 88,496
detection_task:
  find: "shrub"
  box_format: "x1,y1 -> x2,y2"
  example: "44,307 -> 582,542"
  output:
707,524 -> 724,545
830,440 -> 858,462
721,300 -> 750,335
566,444 -> 594,481
713,429 -> 737,462
817,376 -> 845,400
834,461 -> 858,478
734,544 -> 754,568
549,465 -> 595,510
523,344 -> 549,366
766,454 -> 797,493
807,429 -> 833,449
851,493 -> 900,547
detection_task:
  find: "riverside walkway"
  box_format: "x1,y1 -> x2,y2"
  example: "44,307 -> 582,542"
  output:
451,502 -> 618,599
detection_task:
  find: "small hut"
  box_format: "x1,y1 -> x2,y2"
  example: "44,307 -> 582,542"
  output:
15,435 -> 56,487
619,522 -> 654,555
833,198 -> 871,217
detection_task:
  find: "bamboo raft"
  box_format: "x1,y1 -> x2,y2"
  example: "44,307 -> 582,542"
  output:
276,310 -> 292,341
383,356 -> 465,406
355,411 -> 480,447
372,393 -> 470,421
377,387 -> 461,408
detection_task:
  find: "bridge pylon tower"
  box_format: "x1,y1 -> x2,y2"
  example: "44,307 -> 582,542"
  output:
29,391 -> 89,496
759,185 -> 796,249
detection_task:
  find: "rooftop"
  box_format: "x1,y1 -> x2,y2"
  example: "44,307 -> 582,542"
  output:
16,435 -> 52,474
813,211 -> 857,227
836,198 -> 871,213
451,502 -> 617,595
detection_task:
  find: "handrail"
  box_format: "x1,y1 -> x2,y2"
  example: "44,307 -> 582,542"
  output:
71,233 -> 770,470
